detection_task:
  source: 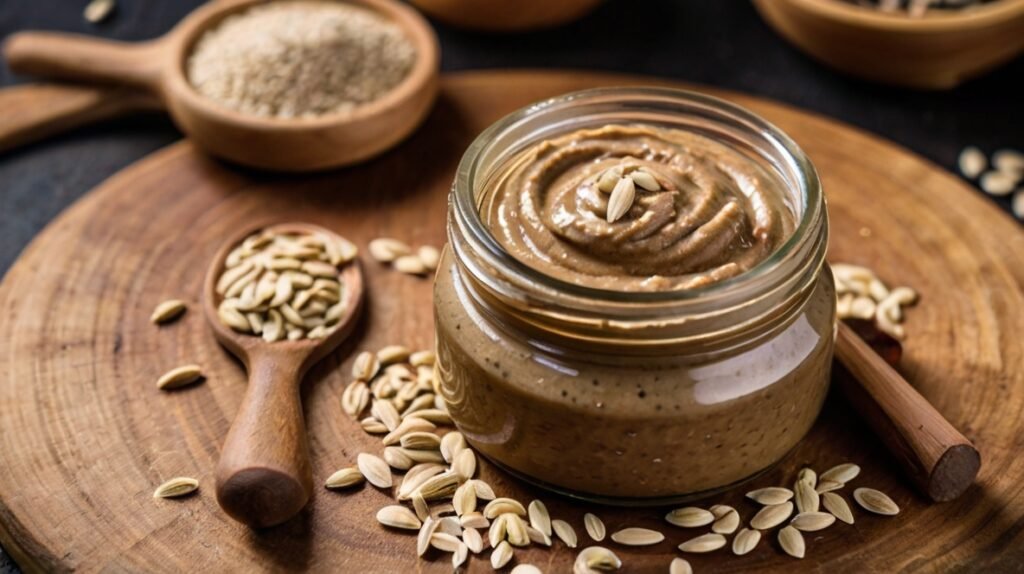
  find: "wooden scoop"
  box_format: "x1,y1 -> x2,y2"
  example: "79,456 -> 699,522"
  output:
1,0 -> 439,170
203,223 -> 365,528
835,321 -> 981,502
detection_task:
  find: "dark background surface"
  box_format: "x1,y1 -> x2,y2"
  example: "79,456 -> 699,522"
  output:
0,0 -> 1021,571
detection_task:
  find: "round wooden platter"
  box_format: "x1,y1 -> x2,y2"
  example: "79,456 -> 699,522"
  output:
0,70 -> 1022,573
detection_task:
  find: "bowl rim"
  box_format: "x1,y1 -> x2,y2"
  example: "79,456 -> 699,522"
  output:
787,0 -> 1024,32
163,0 -> 441,131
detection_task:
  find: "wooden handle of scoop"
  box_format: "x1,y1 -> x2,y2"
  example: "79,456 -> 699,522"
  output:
0,83 -> 160,154
215,353 -> 313,528
835,321 -> 980,501
3,32 -> 166,92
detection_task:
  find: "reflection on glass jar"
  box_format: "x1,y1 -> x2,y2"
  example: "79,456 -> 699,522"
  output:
434,88 -> 835,504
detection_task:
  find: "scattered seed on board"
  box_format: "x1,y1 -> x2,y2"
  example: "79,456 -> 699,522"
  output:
678,533 -> 726,553
376,505 -> 421,530
747,487 -> 794,506
430,531 -> 462,552
153,476 -> 198,498
732,528 -> 761,556
368,238 -> 411,262
352,351 -> 380,380
820,463 -> 861,484
853,487 -> 900,515
584,512 -> 606,541
324,467 -> 363,489
575,546 -> 621,572
665,506 -> 714,527
511,565 -> 542,574
958,146 -> 987,179
750,501 -> 794,530
797,467 -> 817,489
150,299 -> 187,324
980,171 -> 1017,196
452,448 -> 476,480
779,525 -> 805,559
791,511 -> 836,532
711,508 -> 740,534
417,516 -> 439,556
528,500 -> 552,537
357,453 -> 392,488
552,519 -> 577,548
452,541 -> 468,568
993,149 -> 1024,175
394,255 -> 427,275
669,557 -> 693,574
484,497 -> 526,519
816,479 -> 844,494
463,526 -> 483,553
491,540 -> 514,569
822,492 -> 855,524
156,364 -> 203,390
418,246 -> 441,270
610,527 -> 665,546
83,0 -> 115,23
795,481 -> 820,513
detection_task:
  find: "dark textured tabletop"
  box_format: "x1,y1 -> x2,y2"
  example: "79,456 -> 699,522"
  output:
0,0 -> 1021,571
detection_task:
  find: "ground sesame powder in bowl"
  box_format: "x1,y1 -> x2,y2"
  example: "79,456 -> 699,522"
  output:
186,0 -> 416,119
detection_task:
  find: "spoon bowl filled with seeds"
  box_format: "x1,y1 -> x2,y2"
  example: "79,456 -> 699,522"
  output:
202,222 -> 365,527
3,0 -> 440,171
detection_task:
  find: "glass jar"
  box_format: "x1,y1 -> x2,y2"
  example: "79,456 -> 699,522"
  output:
434,88 -> 835,504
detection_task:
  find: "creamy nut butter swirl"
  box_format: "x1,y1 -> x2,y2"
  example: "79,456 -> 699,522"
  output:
483,125 -> 795,291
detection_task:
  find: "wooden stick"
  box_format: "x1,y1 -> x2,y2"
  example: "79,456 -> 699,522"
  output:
834,321 -> 980,501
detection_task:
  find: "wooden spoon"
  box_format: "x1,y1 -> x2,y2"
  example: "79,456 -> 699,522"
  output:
835,321 -> 981,502
1,0 -> 439,170
202,222 -> 365,528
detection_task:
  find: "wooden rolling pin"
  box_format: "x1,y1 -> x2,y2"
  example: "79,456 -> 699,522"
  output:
835,321 -> 980,502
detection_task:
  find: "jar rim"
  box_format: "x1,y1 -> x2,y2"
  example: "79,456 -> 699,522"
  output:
453,86 -> 824,307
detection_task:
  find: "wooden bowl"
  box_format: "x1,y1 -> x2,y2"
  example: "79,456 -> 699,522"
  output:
4,0 -> 440,171
751,0 -> 1024,89
409,0 -> 603,31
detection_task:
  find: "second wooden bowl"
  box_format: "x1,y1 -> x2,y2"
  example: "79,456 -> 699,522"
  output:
752,0 -> 1024,89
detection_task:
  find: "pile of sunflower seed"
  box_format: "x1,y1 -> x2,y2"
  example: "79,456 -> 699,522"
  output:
958,146 -> 1024,220
328,344 -> 901,572
846,0 -> 997,17
832,263 -> 918,339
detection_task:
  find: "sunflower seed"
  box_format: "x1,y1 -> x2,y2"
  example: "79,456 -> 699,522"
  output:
670,557 -> 693,574
994,149 -> 1024,175
512,565 -> 541,574
399,432 -> 442,452
491,540 -> 514,569
398,463 -> 446,500
792,511 -> 836,532
441,431 -> 467,463
853,487 -> 900,515
507,513 -> 531,547
150,299 -> 186,324
377,505 -> 421,530
746,486 -> 793,505
400,447 -> 445,465
584,512 -> 606,541
820,463 -> 861,484
489,513 -> 509,548
709,504 -> 735,519
597,167 -> 622,193
822,492 -> 855,524
711,508 -> 740,534
156,365 -> 203,390
677,533 -> 726,553
418,246 -> 441,271
360,417 -> 388,434
341,381 -> 369,417
980,170 -> 1017,196
453,481 -> 477,516
461,526 -> 483,553
795,481 -> 820,513
484,498 -> 526,519
958,146 -> 987,179
575,546 -> 621,572
436,516 -> 462,538
527,500 -> 551,537
357,453 -> 392,488
452,448 -> 476,480
732,527 -> 761,556
471,479 -> 496,500
393,255 -> 427,275
750,501 -> 793,530
376,344 -> 410,365
610,527 -> 664,546
262,308 -> 284,342
417,516 -> 439,556
324,467 -> 363,489
383,447 -> 412,470
460,512 -> 489,529
369,238 -> 411,262
816,479 -> 844,494
797,467 -> 817,488
412,493 -> 429,522
779,525 -> 805,558
383,418 -> 437,446
630,169 -> 660,191
665,507 -> 714,528
430,531 -> 462,553
526,524 -> 552,546
218,301 -> 251,332
371,399 -> 401,432
417,471 -> 461,501
351,351 -> 379,381
83,0 -> 115,23
216,260 -> 255,294
552,519 -> 577,548
153,476 -> 198,498
606,176 -> 636,223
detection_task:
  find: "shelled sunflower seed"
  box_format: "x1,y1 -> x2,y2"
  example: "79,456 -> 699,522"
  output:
156,364 -> 203,390
958,146 -> 1024,221
610,527 -> 664,546
584,512 -> 607,541
832,263 -> 919,339
214,229 -> 356,341
589,163 -> 664,224
574,546 -> 621,573
369,237 -> 441,276
853,487 -> 901,515
83,0 -> 115,23
153,476 -> 199,498
150,299 -> 187,324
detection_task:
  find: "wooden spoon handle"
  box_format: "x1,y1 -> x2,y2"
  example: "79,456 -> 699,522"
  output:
0,84 -> 160,154
3,32 -> 166,93
835,321 -> 980,501
215,354 -> 313,528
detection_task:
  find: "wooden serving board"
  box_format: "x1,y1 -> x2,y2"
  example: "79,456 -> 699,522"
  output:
1,71 -> 1022,573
